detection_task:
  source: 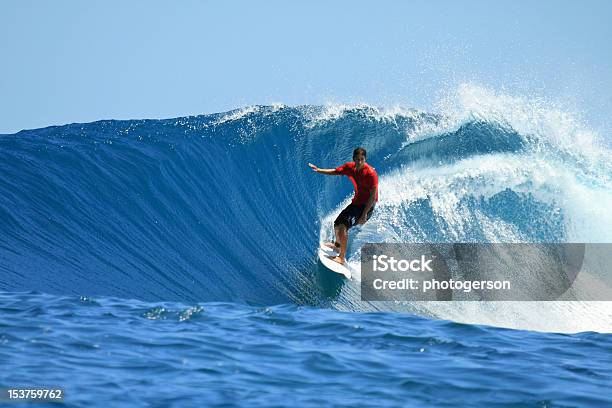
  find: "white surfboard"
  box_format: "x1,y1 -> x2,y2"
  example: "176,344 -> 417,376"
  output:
318,244 -> 352,279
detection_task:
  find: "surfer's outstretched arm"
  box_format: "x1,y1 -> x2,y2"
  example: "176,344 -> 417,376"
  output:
308,163 -> 340,176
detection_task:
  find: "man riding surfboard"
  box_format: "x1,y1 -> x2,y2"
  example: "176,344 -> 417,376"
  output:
308,147 -> 379,265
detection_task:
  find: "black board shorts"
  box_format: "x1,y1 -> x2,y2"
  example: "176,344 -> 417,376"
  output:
334,204 -> 375,230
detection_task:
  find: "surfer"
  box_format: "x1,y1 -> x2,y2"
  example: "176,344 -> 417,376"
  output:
308,147 -> 378,265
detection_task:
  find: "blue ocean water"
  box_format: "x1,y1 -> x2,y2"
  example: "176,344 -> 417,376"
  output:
1,87 -> 612,406
2,292 -> 612,407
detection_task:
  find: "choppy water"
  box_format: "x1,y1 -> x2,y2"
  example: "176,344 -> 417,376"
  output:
1,292 -> 611,407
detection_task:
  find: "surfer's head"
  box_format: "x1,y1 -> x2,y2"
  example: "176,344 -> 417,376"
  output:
353,147 -> 367,170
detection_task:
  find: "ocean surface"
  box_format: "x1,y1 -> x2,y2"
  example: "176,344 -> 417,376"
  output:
1,85 -> 612,406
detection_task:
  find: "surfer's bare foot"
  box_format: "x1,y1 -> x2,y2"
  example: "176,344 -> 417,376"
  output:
323,242 -> 339,252
331,256 -> 345,265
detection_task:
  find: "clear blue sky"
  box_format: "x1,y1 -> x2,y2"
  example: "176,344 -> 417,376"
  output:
1,0 -> 611,134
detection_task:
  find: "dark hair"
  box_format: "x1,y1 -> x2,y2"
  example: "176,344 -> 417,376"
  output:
353,147 -> 367,159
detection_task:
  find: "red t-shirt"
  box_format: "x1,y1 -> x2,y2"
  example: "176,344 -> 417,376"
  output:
335,162 -> 378,205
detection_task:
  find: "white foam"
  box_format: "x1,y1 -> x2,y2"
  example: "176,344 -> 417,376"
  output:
319,84 -> 612,333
